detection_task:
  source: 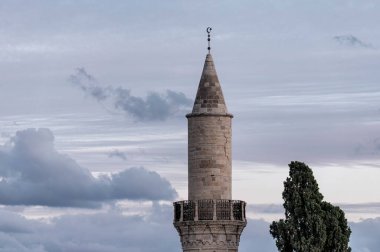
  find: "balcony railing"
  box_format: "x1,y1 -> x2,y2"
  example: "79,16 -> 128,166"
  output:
173,199 -> 246,222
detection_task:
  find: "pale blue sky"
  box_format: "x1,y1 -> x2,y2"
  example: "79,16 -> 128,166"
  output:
0,0 -> 379,251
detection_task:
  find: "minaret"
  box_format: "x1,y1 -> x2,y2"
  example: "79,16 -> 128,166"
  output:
173,28 -> 247,252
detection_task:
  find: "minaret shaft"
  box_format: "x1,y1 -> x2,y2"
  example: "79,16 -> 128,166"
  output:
188,115 -> 232,200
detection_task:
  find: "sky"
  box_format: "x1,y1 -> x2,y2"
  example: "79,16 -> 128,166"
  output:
0,0 -> 379,251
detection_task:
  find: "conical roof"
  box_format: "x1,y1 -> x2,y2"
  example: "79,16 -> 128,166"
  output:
188,53 -> 231,117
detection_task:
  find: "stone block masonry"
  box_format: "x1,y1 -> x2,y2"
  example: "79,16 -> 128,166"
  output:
187,114 -> 232,200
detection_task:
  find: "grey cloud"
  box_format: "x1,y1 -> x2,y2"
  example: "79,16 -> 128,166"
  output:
0,204 -> 379,252
0,204 -> 276,252
241,217 -> 380,252
107,149 -> 127,161
239,218 -> 278,252
1,132 -> 11,138
0,204 -> 180,252
69,68 -> 192,121
232,89 -> 380,164
247,204 -> 284,214
339,202 -> 380,214
107,168 -> 177,201
247,203 -> 380,215
69,68 -> 110,102
350,218 -> 380,252
334,35 -> 374,48
354,137 -> 380,157
0,128 -> 177,207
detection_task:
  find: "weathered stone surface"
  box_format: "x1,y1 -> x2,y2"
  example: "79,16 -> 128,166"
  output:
174,220 -> 246,252
188,115 -> 232,200
191,54 -> 230,116
174,53 -> 246,251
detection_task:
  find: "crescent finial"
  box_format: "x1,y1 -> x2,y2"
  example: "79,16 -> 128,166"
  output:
206,27 -> 212,53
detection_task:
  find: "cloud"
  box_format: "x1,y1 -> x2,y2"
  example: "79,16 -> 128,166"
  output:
0,203 -> 379,252
334,35 -> 374,48
241,217 -> 380,252
0,128 -> 177,207
354,137 -> 380,158
69,68 -> 110,102
69,68 -> 192,121
0,204 -> 277,252
0,204 -> 180,252
339,202 -> 380,214
248,202 -> 380,215
350,218 -> 380,252
239,218 -> 278,252
107,149 -> 127,161
247,204 -> 284,214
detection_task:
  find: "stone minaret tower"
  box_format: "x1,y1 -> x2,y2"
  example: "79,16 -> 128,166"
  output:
173,29 -> 247,251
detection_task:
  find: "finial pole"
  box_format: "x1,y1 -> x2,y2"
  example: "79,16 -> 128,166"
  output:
206,27 -> 212,53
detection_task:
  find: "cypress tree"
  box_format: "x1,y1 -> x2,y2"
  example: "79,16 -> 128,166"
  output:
270,161 -> 351,252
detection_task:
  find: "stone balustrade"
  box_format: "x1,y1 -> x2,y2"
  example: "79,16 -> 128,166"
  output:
173,199 -> 246,222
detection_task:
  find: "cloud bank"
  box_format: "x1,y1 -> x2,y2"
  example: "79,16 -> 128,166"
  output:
248,202 -> 380,215
69,68 -> 192,121
0,128 -> 177,207
0,204 -> 180,252
0,205 -> 378,252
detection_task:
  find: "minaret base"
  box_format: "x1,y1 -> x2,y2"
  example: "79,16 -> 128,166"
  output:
173,200 -> 247,252
175,220 -> 246,252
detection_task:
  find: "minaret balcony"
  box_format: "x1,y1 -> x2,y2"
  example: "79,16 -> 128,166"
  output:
173,199 -> 246,223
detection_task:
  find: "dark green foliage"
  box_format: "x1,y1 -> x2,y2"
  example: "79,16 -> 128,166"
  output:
270,161 -> 351,252
321,202 -> 352,252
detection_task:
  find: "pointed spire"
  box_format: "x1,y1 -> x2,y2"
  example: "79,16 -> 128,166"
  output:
188,53 -> 231,117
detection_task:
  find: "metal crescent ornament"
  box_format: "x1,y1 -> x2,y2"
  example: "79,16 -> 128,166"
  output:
206,27 -> 212,53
